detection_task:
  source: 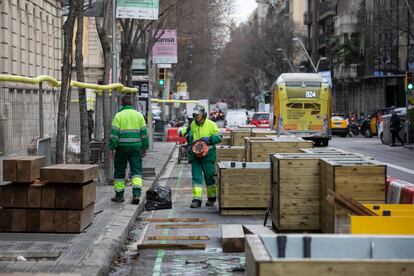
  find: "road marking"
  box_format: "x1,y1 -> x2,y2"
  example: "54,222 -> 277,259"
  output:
152,165 -> 183,276
383,163 -> 414,176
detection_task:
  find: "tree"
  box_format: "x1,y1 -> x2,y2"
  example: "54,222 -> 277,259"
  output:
56,1 -> 78,164
75,1 -> 90,164
95,0 -> 112,181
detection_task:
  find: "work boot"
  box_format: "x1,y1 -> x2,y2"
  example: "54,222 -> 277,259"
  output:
131,196 -> 140,205
131,188 -> 141,205
111,191 -> 125,202
205,197 -> 216,207
190,199 -> 202,208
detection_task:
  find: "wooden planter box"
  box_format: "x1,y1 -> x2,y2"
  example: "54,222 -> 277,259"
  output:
216,146 -> 245,163
246,138 -> 313,162
270,153 -> 370,231
251,129 -> 276,137
245,235 -> 414,276
220,136 -> 231,146
231,129 -> 253,146
320,159 -> 387,233
217,162 -> 270,215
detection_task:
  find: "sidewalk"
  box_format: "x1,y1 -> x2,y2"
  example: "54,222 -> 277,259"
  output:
0,142 -> 176,276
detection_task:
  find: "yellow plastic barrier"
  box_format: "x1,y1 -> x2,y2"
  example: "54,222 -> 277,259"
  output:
350,204 -> 414,235
0,74 -> 137,93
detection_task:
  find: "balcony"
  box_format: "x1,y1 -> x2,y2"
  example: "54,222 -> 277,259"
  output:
319,1 -> 337,21
334,64 -> 360,81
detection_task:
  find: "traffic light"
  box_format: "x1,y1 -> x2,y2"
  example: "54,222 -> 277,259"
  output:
158,68 -> 166,87
406,71 -> 413,93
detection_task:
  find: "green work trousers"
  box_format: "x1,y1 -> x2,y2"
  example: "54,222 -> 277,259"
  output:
191,159 -> 217,201
114,147 -> 143,196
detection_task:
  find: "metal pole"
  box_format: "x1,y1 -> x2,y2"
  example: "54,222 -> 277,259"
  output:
39,82 -> 44,139
112,0 -> 118,117
295,38 -> 317,73
282,50 -> 294,72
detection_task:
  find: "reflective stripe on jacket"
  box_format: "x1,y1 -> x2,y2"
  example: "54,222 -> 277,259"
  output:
109,105 -> 149,150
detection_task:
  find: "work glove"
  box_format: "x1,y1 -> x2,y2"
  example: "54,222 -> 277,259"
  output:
200,137 -> 212,145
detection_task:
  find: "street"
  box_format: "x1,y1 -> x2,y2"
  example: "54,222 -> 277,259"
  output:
109,137 -> 414,275
330,136 -> 414,183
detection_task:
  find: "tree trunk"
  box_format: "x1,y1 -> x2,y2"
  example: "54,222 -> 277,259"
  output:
75,4 -> 90,164
56,2 -> 77,164
96,2 -> 113,183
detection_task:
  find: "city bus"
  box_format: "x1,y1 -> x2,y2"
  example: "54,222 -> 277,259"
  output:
269,73 -> 332,146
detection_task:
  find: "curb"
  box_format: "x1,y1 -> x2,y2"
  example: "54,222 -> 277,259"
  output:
73,144 -> 176,276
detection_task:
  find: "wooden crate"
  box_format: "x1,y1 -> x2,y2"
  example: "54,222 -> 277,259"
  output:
245,235 -> 414,276
251,129 -> 276,137
220,136 -> 231,146
216,146 -> 245,162
3,156 -> 46,183
247,137 -> 313,162
0,181 -> 96,209
270,153 -> 370,231
320,159 -> 386,233
217,162 -> 270,215
40,164 -> 99,184
0,203 -> 95,233
300,147 -> 346,154
231,129 -> 253,146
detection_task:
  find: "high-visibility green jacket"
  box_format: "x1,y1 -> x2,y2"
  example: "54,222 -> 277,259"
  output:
187,118 -> 222,162
109,105 -> 149,150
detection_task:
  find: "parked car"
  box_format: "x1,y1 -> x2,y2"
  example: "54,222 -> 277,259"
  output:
331,114 -> 349,137
360,108 -> 394,138
251,112 -> 270,128
224,110 -> 248,129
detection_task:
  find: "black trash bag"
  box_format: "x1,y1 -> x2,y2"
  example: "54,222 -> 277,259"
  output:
145,185 -> 172,211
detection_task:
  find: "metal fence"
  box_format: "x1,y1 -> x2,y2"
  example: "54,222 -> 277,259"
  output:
0,81 -> 59,157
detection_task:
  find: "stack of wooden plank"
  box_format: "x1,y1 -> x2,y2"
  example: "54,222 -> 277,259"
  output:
320,158 -> 386,233
0,159 -> 98,233
270,153 -> 369,231
246,137 -> 313,162
217,162 -> 270,215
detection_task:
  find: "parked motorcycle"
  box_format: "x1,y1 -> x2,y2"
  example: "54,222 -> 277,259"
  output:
348,121 -> 360,137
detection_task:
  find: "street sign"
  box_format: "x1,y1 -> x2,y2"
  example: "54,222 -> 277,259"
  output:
152,30 -> 178,64
116,0 -> 159,20
157,64 -> 172,69
132,59 -> 147,75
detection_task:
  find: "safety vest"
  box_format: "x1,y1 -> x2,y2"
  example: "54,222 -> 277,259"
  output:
188,118 -> 222,162
109,105 -> 149,150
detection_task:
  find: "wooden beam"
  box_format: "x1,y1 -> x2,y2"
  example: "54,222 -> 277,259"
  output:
222,224 -> 245,252
147,235 -> 210,240
147,218 -> 207,222
137,243 -> 206,250
155,223 -> 218,229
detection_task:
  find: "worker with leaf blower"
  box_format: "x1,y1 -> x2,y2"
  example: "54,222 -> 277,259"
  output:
179,105 -> 222,208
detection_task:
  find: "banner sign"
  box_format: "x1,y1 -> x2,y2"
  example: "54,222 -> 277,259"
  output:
152,30 -> 178,64
117,0 -> 159,20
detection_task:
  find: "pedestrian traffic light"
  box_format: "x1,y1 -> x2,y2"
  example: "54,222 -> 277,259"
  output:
406,71 -> 413,93
158,68 -> 166,87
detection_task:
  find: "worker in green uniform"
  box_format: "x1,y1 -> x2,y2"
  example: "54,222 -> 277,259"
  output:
181,105 -> 222,208
109,95 -> 149,204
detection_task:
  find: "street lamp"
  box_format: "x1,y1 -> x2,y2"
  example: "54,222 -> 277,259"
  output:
316,57 -> 328,72
276,48 -> 295,72
292,37 -> 317,73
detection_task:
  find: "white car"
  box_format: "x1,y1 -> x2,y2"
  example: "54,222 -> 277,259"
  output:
225,110 -> 248,129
